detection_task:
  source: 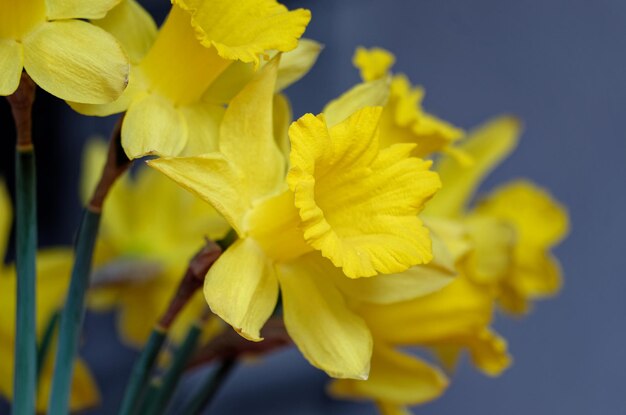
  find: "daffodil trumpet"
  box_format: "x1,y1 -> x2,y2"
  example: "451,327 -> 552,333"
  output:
7,71 -> 38,415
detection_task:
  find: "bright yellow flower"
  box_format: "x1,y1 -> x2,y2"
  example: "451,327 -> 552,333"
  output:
0,182 -> 99,411
149,56 -> 441,379
71,0 -> 311,159
80,139 -> 229,347
0,0 -> 128,103
324,47 -> 464,158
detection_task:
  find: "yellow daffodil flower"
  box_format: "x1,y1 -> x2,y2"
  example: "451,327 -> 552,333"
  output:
80,139 -> 229,347
0,182 -> 99,411
0,0 -> 129,103
71,0 -> 311,159
324,47 -> 464,158
149,56 -> 441,379
428,115 -> 569,313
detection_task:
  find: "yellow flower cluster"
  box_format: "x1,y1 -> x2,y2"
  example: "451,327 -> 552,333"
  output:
0,0 -> 568,413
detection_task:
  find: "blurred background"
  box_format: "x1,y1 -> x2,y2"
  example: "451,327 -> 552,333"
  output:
1,0 -> 624,414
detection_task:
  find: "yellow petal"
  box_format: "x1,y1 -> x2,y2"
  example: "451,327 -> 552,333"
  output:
352,46 -> 395,82
329,344 -> 448,405
465,215 -> 515,284
45,0 -> 121,19
0,0 -> 46,40
219,55 -> 285,200
277,253 -> 372,379
121,93 -> 187,158
0,180 -> 12,260
361,276 -> 493,345
275,38 -> 322,91
273,93 -> 292,159
0,38 -> 23,96
476,180 -> 569,248
376,402 -> 413,415
323,77 -> 390,127
79,138 -> 108,204
466,329 -> 511,376
91,0 -> 157,64
204,238 -> 278,341
23,20 -> 129,104
176,0 -> 311,68
179,102 -> 224,156
148,154 -> 247,235
288,108 -> 441,278
425,115 -> 521,217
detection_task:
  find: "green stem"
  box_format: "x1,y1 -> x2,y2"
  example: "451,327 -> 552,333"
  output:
13,147 -> 37,415
144,323 -> 203,415
36,310 -> 60,380
118,327 -> 167,415
47,209 -> 101,415
179,359 -> 236,415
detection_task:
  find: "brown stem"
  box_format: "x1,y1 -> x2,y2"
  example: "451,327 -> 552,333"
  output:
7,72 -> 36,150
186,317 -> 292,370
88,116 -> 132,212
157,240 -> 223,330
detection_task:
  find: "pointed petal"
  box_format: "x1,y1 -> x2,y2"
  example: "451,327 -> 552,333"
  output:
45,0 -> 121,19
0,38 -> 23,96
425,115 -> 521,217
205,238 -> 278,341
79,139 -> 108,204
176,0 -> 311,68
352,46 -> 395,81
275,38 -> 322,91
277,254 -> 372,379
91,0 -> 157,64
220,56 -> 285,199
148,154 -> 247,235
273,93 -> 292,159
23,20 -> 129,104
323,77 -> 390,127
122,93 -> 187,158
329,344 -> 448,405
465,329 -> 512,376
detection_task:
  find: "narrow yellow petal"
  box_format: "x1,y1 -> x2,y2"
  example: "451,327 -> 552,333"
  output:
352,46 -> 396,82
277,253 -> 372,379
275,38 -> 322,91
288,108 -> 441,278
329,344 -> 448,405
177,0 -> 311,68
273,93 -> 292,159
220,55 -> 285,200
79,138 -> 108,205
148,154 -> 247,235
425,115 -> 521,217
23,20 -> 129,103
91,0 -> 157,64
0,180 -> 12,260
323,77 -> 390,127
179,102 -> 224,156
0,39 -> 23,96
45,0 -> 121,19
121,93 -> 187,158
467,329 -> 512,376
204,238 -> 278,341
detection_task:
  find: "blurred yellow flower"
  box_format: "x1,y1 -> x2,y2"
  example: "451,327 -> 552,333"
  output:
0,182 -> 99,411
0,0 -> 128,103
80,139 -> 229,347
71,0 -> 311,159
149,56 -> 441,379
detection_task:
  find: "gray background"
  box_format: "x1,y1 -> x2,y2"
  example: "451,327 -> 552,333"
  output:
0,0 -> 623,414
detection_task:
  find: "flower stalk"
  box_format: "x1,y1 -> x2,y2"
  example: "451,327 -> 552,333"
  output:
48,118 -> 131,415
8,71 -> 38,415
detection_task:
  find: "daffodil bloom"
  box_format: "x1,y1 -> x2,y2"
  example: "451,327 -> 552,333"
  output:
149,56 -> 441,379
71,0 -> 311,159
80,139 -> 229,347
323,47 -> 464,158
329,221 -> 511,414
0,0 -> 129,103
0,182 -> 99,411
427,115 -> 569,313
